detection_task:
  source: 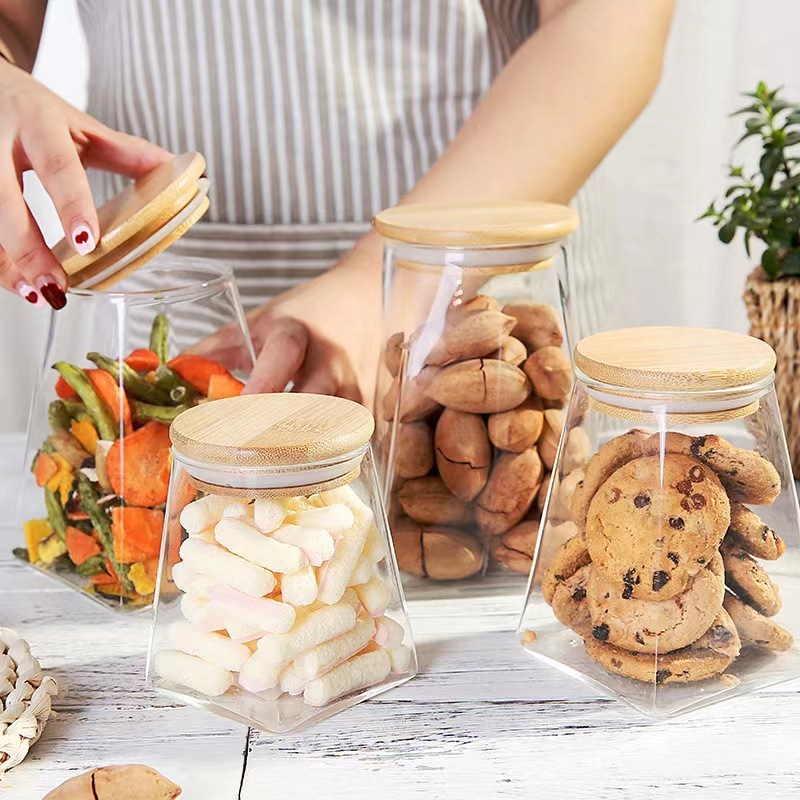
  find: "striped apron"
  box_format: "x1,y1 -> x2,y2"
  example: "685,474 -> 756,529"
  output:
77,0 -> 621,342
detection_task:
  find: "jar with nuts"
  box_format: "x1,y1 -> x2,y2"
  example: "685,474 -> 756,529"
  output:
519,326 -> 800,718
372,202 -> 587,591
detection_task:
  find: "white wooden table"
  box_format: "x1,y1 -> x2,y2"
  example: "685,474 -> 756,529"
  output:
2,436 -> 800,799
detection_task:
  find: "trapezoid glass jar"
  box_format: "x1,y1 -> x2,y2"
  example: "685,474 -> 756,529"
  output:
520,326 -> 800,718
372,201 -> 580,597
147,393 -> 417,734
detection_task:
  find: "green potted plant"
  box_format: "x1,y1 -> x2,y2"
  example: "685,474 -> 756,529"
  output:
701,82 -> 800,471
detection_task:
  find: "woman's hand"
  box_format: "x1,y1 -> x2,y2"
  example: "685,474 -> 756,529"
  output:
0,60 -> 171,309
191,234 -> 384,405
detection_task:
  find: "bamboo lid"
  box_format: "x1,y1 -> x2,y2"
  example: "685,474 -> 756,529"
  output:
53,152 -> 208,290
574,327 -> 776,392
170,393 -> 376,468
373,201 -> 579,247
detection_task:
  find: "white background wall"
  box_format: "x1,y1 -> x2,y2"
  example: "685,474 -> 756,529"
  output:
1,0 -> 799,432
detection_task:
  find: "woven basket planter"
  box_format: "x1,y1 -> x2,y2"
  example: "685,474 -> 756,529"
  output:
744,266 -> 800,474
0,628 -> 58,776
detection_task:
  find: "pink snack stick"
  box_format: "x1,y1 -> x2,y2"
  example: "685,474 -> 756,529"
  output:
272,524 -> 335,567
180,537 -> 276,597
215,517 -> 307,574
303,648 -> 391,707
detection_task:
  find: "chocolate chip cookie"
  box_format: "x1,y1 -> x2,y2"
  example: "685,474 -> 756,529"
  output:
542,531 -> 590,604
586,454 -> 730,600
584,607 -> 741,684
723,591 -> 793,651
551,564 -> 592,637
586,552 -> 724,654
726,502 -> 786,561
571,429 -> 650,528
721,545 -> 782,616
643,432 -> 780,506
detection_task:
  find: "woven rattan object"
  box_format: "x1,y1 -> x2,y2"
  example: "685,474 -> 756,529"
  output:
744,267 -> 800,473
0,628 -> 58,776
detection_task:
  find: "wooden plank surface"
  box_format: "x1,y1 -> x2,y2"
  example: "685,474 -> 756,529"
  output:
3,435 -> 800,799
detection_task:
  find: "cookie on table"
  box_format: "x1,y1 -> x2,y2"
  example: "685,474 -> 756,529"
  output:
584,607 -> 741,684
551,564 -> 592,638
542,531 -> 590,605
643,432 -> 780,506
721,546 -> 782,617
725,502 -> 786,561
586,454 -> 730,600
586,552 -> 724,654
723,592 -> 793,651
570,429 -> 650,528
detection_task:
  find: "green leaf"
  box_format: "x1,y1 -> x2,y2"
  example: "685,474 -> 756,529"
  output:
762,247 -> 780,277
718,222 -> 737,244
780,250 -> 800,276
785,131 -> 800,146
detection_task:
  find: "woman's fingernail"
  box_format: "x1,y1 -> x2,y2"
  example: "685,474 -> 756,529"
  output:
14,280 -> 47,308
71,221 -> 96,256
35,275 -> 68,310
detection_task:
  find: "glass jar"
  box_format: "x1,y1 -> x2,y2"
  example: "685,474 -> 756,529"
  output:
520,326 -> 800,717
147,393 -> 416,734
372,202 -> 579,594
17,257 -> 254,611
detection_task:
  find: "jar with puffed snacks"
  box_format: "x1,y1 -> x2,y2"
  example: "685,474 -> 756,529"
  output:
372,201 -> 580,594
520,326 -> 800,717
147,393 -> 416,733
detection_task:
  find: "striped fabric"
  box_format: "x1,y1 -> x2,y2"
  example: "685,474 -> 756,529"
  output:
76,0 -> 621,341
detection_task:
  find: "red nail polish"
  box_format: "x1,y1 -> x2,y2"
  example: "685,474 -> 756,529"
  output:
39,282 -> 67,310
25,291 -> 37,304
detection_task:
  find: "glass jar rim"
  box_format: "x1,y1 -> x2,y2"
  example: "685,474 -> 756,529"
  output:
171,443 -> 370,493
575,367 -> 775,414
68,259 -> 234,303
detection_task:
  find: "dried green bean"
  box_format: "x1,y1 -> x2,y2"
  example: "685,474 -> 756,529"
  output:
131,400 -> 189,425
153,364 -> 199,405
149,313 -> 170,363
53,362 -> 118,440
44,489 -> 67,540
76,554 -> 106,577
86,352 -> 172,405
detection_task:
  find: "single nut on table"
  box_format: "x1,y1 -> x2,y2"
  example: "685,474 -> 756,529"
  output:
489,335 -> 528,366
392,520 -> 485,580
435,409 -> 492,502
382,366 -> 442,421
475,447 -> 543,536
488,397 -> 544,453
523,346 -> 572,401
394,421 -> 435,479
424,308 -> 517,366
503,303 -> 563,351
397,475 -> 473,526
425,358 -> 531,414
384,332 -> 405,377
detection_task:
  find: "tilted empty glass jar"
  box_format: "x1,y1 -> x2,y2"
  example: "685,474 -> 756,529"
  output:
147,393 -> 417,733
520,326 -> 800,717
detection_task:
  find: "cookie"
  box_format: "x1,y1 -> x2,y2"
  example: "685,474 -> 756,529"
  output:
584,608 -> 741,684
586,454 -> 730,600
726,502 -> 786,561
723,591 -> 793,651
542,531 -> 590,604
571,429 -> 649,527
552,564 -> 592,637
586,552 -> 724,654
721,545 -> 782,616
643,432 -> 780,506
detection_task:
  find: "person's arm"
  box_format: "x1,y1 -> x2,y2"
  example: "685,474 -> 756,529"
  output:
0,2 -> 171,309
224,0 -> 676,398
408,0 -> 675,206
0,1 -> 47,71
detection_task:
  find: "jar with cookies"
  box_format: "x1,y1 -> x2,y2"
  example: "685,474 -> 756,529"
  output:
147,393 -> 416,733
372,201 -> 580,594
520,326 -> 800,717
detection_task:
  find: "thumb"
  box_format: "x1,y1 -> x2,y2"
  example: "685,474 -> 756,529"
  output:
81,119 -> 173,180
